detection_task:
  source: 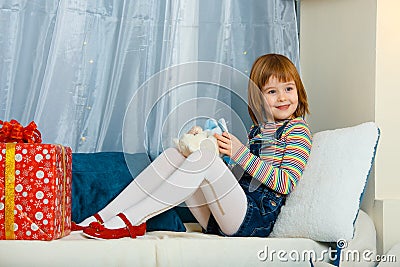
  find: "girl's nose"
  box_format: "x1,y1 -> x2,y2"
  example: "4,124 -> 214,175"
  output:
277,91 -> 286,101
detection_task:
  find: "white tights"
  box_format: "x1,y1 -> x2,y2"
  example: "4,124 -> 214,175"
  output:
79,148 -> 248,235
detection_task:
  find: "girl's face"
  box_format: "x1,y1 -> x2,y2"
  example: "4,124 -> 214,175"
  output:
261,76 -> 298,121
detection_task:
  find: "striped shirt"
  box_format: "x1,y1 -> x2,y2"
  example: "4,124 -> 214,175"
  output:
231,117 -> 312,195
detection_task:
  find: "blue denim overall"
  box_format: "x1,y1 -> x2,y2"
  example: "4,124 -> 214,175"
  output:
204,122 -> 288,237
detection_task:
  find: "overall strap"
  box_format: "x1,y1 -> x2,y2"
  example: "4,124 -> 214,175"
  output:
248,125 -> 262,157
248,120 -> 290,157
274,120 -> 290,140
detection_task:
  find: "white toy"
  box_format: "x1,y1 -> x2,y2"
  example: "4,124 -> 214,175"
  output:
173,118 -> 228,157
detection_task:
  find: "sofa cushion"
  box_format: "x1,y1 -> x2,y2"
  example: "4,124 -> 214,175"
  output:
72,152 -> 186,232
271,122 -> 379,242
0,231 -> 331,266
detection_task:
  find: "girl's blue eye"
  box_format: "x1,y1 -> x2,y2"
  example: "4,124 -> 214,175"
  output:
286,87 -> 293,92
267,90 -> 276,94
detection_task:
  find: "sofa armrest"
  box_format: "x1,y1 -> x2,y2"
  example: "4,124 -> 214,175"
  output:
339,210 -> 377,267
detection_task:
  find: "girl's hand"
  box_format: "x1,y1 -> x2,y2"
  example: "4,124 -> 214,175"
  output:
214,132 -> 243,157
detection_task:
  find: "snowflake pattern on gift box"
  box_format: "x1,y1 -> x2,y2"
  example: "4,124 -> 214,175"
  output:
34,180 -> 43,188
0,144 -> 72,240
34,200 -> 42,209
16,231 -> 24,239
22,221 -> 29,229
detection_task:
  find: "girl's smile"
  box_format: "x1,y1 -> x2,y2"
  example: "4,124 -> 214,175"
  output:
262,76 -> 299,121
276,104 -> 290,110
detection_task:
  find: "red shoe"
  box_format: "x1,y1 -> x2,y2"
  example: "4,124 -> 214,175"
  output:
82,213 -> 146,240
71,213 -> 104,232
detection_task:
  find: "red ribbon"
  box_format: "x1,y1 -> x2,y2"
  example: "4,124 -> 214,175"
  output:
0,120 -> 42,143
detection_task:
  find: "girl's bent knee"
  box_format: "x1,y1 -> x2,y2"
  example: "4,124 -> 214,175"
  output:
164,147 -> 188,159
183,150 -> 227,175
164,147 -> 181,157
186,149 -> 217,163
160,147 -> 186,166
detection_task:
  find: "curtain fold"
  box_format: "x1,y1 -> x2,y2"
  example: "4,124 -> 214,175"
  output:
0,0 -> 299,157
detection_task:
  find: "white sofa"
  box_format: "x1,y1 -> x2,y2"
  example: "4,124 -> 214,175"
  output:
0,210 -> 376,267
1,122 -> 381,267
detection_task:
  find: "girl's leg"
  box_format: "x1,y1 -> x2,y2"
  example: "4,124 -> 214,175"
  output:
78,148 -> 186,225
183,164 -> 246,229
184,188 -> 210,229
195,157 -> 248,235
105,149 -> 247,235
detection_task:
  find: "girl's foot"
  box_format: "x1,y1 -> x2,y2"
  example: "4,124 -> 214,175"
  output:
71,213 -> 104,231
82,213 -> 146,240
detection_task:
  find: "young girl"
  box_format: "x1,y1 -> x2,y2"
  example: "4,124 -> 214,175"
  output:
76,54 -> 312,239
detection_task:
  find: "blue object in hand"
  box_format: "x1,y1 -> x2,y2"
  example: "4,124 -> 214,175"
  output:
203,118 -> 235,166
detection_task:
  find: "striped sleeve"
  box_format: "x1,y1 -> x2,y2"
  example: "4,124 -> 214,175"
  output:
231,122 -> 312,195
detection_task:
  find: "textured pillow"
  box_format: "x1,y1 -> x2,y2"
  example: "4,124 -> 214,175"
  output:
270,122 -> 380,242
72,152 -> 186,232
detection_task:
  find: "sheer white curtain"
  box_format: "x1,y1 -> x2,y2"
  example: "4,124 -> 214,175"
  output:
0,0 -> 299,157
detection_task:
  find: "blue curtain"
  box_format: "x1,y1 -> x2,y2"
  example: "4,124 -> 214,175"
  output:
0,0 -> 299,157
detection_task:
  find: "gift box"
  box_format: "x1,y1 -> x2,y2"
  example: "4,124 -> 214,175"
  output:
0,121 -> 72,240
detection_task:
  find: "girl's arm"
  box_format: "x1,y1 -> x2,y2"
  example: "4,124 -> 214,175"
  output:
215,122 -> 312,195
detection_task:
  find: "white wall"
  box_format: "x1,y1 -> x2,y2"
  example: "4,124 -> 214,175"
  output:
375,0 -> 400,200
300,0 -> 376,133
374,0 -> 400,253
300,0 -> 376,210
300,0 -> 400,254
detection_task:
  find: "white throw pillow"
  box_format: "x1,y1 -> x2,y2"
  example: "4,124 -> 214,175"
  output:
270,122 -> 380,242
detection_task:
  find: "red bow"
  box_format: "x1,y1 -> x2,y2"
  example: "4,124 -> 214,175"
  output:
0,120 -> 42,143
